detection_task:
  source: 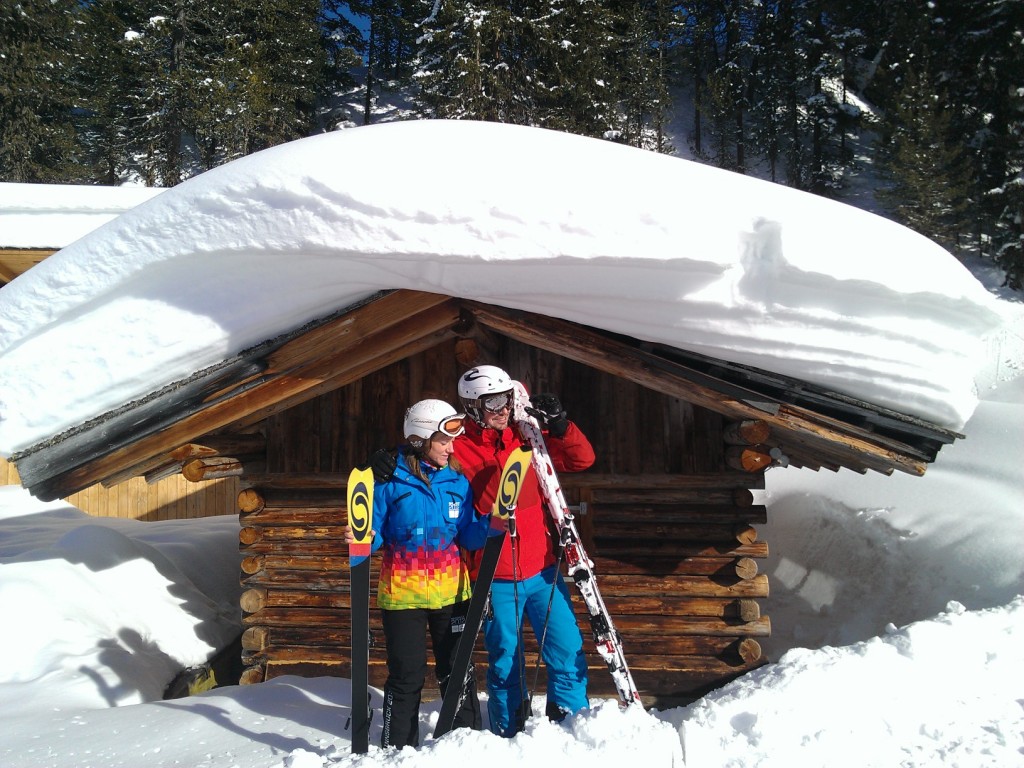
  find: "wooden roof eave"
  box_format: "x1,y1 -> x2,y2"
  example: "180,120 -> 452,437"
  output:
13,290 -> 461,500
463,301 -> 940,477
13,290 -> 956,500
0,248 -> 55,285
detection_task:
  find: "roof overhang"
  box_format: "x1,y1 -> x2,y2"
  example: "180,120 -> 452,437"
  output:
9,289 -> 960,501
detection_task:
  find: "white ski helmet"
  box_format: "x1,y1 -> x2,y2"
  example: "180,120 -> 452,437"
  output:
458,365 -> 514,424
403,399 -> 466,449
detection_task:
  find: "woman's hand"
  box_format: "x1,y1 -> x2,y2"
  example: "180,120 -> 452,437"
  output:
344,525 -> 375,544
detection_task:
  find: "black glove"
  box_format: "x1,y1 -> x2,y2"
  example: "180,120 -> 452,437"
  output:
368,448 -> 397,484
525,393 -> 570,438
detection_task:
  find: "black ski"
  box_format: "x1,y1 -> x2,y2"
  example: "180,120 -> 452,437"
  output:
433,446 -> 531,739
347,466 -> 374,754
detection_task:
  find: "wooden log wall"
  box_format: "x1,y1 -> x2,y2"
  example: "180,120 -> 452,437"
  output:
561,472 -> 769,705
233,338 -> 776,706
235,470 -> 768,708
1,455 -> 238,521
235,477 -> 386,686
256,337 -> 730,478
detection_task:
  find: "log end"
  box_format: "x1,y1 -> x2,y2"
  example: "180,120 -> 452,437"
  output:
734,556 -> 759,580
241,627 -> 269,652
239,666 -> 265,685
238,488 -> 266,514
735,638 -> 762,664
735,598 -> 761,622
240,587 -> 269,614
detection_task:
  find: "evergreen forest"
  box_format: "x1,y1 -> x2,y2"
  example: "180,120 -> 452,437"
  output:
1,0 -> 1021,288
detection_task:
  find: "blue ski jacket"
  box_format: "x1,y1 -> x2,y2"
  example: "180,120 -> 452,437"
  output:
371,452 -> 490,610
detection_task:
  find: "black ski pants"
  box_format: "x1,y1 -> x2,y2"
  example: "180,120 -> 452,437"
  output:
380,599 -> 482,748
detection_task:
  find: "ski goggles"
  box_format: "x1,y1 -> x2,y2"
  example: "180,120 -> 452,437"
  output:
437,415 -> 467,437
481,392 -> 514,413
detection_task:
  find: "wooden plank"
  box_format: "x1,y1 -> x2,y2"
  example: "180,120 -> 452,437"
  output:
243,628 -> 750,660
559,472 -> 765,491
241,606 -> 768,636
240,524 -> 347,543
589,487 -> 756,505
240,554 -> 358,574
611,615 -> 771,636
595,573 -> 769,598
591,504 -> 768,524
593,539 -> 768,558
600,595 -> 761,619
592,555 -> 760,578
239,506 -> 347,525
238,486 -> 346,506
240,472 -> 761,492
238,537 -> 349,555
592,521 -> 760,543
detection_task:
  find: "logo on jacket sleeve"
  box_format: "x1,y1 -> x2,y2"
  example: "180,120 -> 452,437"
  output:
449,500 -> 460,518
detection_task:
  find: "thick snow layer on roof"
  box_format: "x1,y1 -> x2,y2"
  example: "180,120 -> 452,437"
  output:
0,120 -> 1007,455
0,183 -> 164,249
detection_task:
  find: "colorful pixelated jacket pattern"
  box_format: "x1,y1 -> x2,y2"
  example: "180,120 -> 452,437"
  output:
371,451 -> 491,610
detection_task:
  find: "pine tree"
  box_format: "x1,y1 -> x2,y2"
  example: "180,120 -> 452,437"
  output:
413,0 -> 513,121
0,0 -> 81,182
72,0 -> 330,184
877,62 -> 973,249
319,0 -> 365,88
993,87 -> 1023,289
415,0 -> 622,138
610,0 -> 676,152
72,1 -> 146,184
530,0 -> 620,137
354,0 -> 429,124
987,2 -> 1024,291
933,0 -> 1024,288
679,0 -> 756,171
746,0 -> 785,181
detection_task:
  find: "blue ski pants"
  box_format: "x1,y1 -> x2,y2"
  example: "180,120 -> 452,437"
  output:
483,565 -> 589,737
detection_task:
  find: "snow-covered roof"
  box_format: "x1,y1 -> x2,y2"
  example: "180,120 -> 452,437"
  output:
0,182 -> 164,250
0,120 -> 1007,461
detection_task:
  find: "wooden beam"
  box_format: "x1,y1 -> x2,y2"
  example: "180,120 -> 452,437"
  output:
103,433 -> 270,486
0,262 -> 19,284
0,249 -> 54,283
464,302 -> 928,475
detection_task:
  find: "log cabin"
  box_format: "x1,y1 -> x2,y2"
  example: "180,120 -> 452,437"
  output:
6,288 -> 960,707
1,122 -> 986,708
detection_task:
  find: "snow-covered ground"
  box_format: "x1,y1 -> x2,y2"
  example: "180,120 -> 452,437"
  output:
0,365 -> 1020,767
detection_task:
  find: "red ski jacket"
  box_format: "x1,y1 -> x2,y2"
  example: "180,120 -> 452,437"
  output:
454,418 -> 595,582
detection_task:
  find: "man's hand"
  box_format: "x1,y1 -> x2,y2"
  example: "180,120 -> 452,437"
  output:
525,393 -> 570,438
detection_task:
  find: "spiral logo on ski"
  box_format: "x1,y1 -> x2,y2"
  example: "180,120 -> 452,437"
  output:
494,446 -> 532,519
348,478 -> 372,544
